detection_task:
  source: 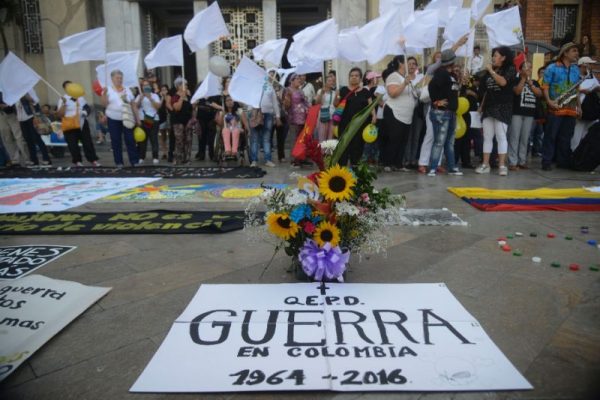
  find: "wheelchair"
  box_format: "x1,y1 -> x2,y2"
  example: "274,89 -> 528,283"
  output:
213,124 -> 249,167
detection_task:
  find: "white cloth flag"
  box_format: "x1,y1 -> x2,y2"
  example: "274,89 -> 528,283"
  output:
443,8 -> 471,43
338,27 -> 367,62
483,6 -> 523,48
425,0 -> 459,27
358,10 -> 404,64
144,35 -> 183,69
96,51 -> 140,89
228,56 -> 267,108
287,19 -> 338,65
252,39 -> 287,66
404,10 -> 439,49
379,0 -> 414,17
295,59 -> 323,75
456,29 -> 475,57
191,71 -> 222,103
0,52 -> 41,105
471,0 -> 491,22
58,27 -> 106,64
184,1 -> 229,53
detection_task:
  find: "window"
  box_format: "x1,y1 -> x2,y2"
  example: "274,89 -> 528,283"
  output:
552,5 -> 578,46
21,0 -> 44,54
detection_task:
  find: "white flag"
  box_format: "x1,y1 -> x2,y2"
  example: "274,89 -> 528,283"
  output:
96,51 -> 140,89
295,59 -> 323,75
252,39 -> 287,66
288,19 -> 338,64
483,6 -> 523,48
404,10 -> 440,49
0,52 -> 41,105
144,35 -> 183,69
471,0 -> 491,22
58,27 -> 106,64
358,10 -> 404,64
456,30 -> 475,58
379,0 -> 414,17
338,27 -> 367,62
184,1 -> 229,53
425,0 -> 456,27
191,71 -> 222,103
443,8 -> 471,44
228,56 -> 267,108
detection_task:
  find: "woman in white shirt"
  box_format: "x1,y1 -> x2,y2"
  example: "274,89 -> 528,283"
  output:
135,79 -> 161,164
314,74 -> 338,142
381,55 -> 417,172
100,69 -> 140,167
57,80 -> 100,167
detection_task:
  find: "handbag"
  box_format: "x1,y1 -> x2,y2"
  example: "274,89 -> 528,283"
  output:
332,88 -> 356,125
249,108 -> 264,129
122,102 -> 136,129
61,100 -> 81,132
142,112 -> 155,129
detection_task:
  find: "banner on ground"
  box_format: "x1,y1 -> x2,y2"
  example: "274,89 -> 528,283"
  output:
0,245 -> 76,280
58,27 -> 106,64
0,275 -> 110,382
0,52 -> 41,106
144,35 -> 183,69
131,283 -> 532,392
0,211 -> 248,234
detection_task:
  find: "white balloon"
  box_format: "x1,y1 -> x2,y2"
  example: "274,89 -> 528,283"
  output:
209,56 -> 230,77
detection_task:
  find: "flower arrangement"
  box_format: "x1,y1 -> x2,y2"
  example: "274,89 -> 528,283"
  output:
245,97 -> 404,282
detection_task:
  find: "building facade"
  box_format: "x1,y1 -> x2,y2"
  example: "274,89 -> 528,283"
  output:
1,0 -> 597,105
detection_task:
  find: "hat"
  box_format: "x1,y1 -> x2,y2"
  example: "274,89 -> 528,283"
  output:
558,42 -> 578,58
578,56 -> 598,65
366,71 -> 381,81
440,49 -> 456,66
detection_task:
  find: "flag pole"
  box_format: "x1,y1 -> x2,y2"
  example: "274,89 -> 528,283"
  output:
38,76 -> 63,98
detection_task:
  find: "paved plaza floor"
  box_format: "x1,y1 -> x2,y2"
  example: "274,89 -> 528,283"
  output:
1,143 -> 599,399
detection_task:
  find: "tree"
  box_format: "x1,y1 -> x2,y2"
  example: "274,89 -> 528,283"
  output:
0,0 -> 22,57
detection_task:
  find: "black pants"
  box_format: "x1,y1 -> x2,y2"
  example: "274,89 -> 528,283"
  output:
197,116 -> 215,160
339,120 -> 368,167
454,129 -> 475,167
138,122 -> 159,160
275,119 -> 288,161
381,106 -> 410,168
20,118 -> 50,165
64,121 -> 98,164
167,128 -> 176,162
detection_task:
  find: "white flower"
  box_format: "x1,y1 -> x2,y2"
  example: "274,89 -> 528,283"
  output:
285,189 -> 308,206
335,201 -> 360,216
260,188 -> 275,201
320,139 -> 339,155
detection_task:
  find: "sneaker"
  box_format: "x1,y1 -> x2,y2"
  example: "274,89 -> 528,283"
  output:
279,158 -> 287,163
475,164 -> 490,174
436,166 -> 446,174
116,164 -> 124,168
73,162 -> 84,167
508,165 -> 519,171
265,161 -> 276,167
417,166 -> 427,174
41,160 -> 51,166
138,159 -> 144,165
383,166 -> 392,172
291,163 -> 301,169
499,166 -> 508,176
153,158 -> 159,165
250,161 -> 258,167
518,164 -> 529,170
427,169 -> 436,177
92,161 -> 101,167
448,168 -> 463,176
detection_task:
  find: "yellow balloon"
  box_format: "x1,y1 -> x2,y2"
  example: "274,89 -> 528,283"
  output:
65,83 -> 85,98
455,116 -> 467,139
134,126 -> 146,142
457,97 -> 469,115
362,123 -> 378,143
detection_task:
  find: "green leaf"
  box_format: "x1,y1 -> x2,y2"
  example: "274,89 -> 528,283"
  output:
329,94 -> 381,167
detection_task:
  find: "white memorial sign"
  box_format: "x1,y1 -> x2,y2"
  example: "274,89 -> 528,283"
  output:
132,283 -> 532,392
0,245 -> 76,280
0,275 -> 111,381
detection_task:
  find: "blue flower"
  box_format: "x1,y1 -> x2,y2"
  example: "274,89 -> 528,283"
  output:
290,204 -> 312,223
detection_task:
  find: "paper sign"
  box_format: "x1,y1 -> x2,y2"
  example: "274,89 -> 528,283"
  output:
0,275 -> 111,381
0,245 -> 75,280
132,283 -> 532,392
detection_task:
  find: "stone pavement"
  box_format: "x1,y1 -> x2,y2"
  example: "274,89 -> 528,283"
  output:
1,143 -> 599,399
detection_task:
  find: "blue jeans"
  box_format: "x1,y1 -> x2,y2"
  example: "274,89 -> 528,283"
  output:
250,113 -> 273,163
428,109 -> 457,172
107,117 -> 139,166
542,114 -> 575,168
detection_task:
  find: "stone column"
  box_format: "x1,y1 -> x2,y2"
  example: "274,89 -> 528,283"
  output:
193,1 -> 210,81
262,0 -> 278,68
103,0 -> 143,76
331,0 -> 367,87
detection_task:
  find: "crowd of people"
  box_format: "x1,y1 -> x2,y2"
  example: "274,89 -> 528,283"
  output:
1,35 -> 598,175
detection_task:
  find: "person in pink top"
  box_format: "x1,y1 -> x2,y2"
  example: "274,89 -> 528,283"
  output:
282,73 -> 310,166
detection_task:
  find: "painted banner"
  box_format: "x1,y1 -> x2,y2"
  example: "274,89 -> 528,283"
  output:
0,245 -> 76,280
0,275 -> 110,382
131,283 -> 532,392
0,178 -> 159,213
0,211 -> 248,234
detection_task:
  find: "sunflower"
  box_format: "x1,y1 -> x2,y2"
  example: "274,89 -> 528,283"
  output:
318,164 -> 356,202
314,221 -> 341,248
266,212 -> 299,240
